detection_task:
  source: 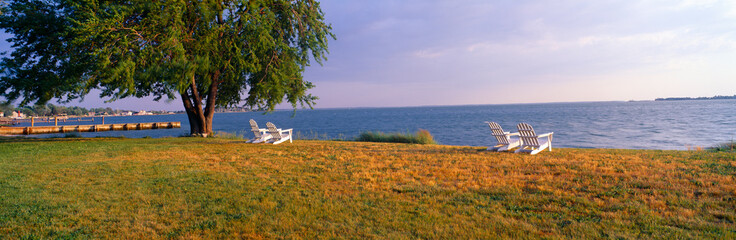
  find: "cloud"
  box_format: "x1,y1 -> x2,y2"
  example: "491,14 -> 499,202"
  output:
302,0 -> 736,108
413,49 -> 449,59
721,1 -> 736,18
667,0 -> 720,10
6,0 -> 734,109
364,18 -> 420,33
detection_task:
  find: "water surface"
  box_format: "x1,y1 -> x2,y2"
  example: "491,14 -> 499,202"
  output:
20,99 -> 736,150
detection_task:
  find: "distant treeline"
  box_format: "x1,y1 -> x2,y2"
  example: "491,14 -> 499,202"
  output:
0,103 -> 131,117
655,95 -> 736,101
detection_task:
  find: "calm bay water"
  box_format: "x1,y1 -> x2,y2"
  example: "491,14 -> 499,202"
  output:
21,99 -> 736,150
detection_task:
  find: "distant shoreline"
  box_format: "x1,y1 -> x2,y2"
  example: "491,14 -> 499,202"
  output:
655,95 -> 736,101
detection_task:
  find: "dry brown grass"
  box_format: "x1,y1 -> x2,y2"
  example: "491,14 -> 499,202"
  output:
0,137 -> 734,239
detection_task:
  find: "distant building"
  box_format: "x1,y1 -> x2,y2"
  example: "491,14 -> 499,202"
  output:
11,111 -> 26,119
87,112 -> 96,117
0,112 -> 4,117
124,111 -> 134,116
135,110 -> 153,115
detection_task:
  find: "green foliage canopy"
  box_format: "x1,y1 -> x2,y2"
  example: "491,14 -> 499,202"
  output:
0,0 -> 334,134
0,0 -> 91,105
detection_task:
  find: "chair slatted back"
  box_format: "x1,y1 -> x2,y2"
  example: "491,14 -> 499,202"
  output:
517,123 -> 540,147
487,122 -> 509,145
249,119 -> 262,138
266,122 -> 283,140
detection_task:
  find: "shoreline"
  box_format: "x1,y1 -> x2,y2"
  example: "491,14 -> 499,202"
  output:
0,135 -> 715,151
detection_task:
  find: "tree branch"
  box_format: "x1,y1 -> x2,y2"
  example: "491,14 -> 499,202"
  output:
258,51 -> 278,83
189,75 -> 202,104
109,27 -> 144,40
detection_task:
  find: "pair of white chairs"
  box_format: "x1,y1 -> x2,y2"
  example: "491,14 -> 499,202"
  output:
246,119 -> 293,144
485,122 -> 553,155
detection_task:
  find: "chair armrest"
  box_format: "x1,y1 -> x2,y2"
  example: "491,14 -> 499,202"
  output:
507,132 -> 520,136
537,132 -> 553,138
283,128 -> 293,134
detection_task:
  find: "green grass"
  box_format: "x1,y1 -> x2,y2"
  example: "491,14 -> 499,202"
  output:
212,131 -> 245,140
710,141 -> 736,152
293,130 -> 348,141
356,129 -> 436,144
0,137 -> 735,239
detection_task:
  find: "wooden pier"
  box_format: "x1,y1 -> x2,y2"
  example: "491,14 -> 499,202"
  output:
1,117 -> 95,126
0,122 -> 181,135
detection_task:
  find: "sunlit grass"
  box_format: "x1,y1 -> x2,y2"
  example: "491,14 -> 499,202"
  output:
0,137 -> 734,238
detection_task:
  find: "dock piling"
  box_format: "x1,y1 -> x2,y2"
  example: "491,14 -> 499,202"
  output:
0,121 -> 181,135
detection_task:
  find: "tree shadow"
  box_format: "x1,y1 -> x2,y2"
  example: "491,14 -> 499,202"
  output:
0,136 -> 127,144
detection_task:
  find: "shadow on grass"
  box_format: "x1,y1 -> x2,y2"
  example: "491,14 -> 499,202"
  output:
0,135 -> 127,144
361,146 -> 489,155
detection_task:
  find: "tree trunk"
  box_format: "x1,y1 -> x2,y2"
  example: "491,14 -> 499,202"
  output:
202,71 -> 221,135
181,91 -> 211,136
179,74 -> 220,137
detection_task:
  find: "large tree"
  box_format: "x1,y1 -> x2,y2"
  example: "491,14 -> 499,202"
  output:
0,0 -> 333,136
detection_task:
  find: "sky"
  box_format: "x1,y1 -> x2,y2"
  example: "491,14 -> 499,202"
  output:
2,0 -> 736,110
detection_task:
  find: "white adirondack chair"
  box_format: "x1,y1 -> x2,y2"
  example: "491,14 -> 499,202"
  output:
265,122 -> 293,144
485,121 -> 520,151
514,123 -> 554,155
246,119 -> 271,143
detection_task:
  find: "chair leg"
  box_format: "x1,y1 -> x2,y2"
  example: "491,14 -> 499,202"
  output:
508,141 -> 520,151
258,135 -> 273,143
530,148 -> 542,155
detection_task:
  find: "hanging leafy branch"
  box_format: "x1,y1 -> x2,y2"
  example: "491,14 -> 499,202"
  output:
0,0 -> 334,136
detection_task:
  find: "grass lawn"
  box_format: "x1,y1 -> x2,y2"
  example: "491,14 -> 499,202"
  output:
0,137 -> 734,239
